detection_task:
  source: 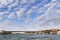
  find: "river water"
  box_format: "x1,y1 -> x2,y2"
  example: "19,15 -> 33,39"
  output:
0,34 -> 60,40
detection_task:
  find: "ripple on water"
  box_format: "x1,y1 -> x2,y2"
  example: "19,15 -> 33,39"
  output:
0,34 -> 60,40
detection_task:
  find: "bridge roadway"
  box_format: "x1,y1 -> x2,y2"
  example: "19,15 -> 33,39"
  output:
3,31 -> 39,32
2,29 -> 60,32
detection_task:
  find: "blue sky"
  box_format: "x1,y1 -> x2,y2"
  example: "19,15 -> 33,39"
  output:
0,0 -> 60,31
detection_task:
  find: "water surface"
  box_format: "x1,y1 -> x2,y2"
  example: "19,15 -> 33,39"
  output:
0,34 -> 60,40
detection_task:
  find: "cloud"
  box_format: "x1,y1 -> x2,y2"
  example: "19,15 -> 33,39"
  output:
8,13 -> 15,19
34,3 -> 60,30
16,7 -> 26,20
0,20 -> 24,31
0,12 -> 4,20
0,0 -> 60,31
0,0 -> 8,6
25,0 -> 60,30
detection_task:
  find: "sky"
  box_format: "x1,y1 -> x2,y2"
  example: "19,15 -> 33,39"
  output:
0,0 -> 60,31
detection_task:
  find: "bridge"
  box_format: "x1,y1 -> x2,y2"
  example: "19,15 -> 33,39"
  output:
0,30 -> 40,34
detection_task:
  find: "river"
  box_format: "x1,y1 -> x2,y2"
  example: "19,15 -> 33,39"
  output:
0,34 -> 60,40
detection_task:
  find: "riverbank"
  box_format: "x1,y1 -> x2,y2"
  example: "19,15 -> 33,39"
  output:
0,28 -> 60,34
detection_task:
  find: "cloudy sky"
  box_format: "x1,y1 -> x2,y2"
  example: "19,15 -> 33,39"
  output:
0,0 -> 60,31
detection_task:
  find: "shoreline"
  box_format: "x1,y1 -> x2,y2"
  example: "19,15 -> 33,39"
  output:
0,29 -> 60,34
